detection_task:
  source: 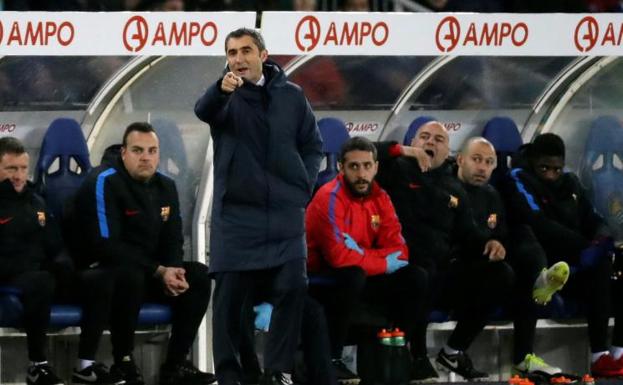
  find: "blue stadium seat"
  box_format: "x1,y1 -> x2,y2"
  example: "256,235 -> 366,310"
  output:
482,116 -> 523,187
0,286 -> 24,327
403,116 -> 436,146
34,118 -> 91,220
315,117 -> 350,190
580,116 -> 623,240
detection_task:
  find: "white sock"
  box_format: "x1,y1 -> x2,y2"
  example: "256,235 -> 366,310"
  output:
592,351 -> 609,363
444,345 -> 459,355
31,361 -> 47,367
611,346 -> 623,360
77,359 -> 95,370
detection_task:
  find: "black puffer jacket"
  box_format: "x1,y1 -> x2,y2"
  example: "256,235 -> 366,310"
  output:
194,60 -> 323,273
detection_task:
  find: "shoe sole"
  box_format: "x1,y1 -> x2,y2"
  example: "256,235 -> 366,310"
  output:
337,379 -> 361,384
435,359 -> 489,381
533,262 -> 570,305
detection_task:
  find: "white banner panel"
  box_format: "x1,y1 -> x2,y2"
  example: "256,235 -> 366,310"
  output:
2,12 -> 623,56
261,12 -> 409,55
261,12 -> 623,56
0,12 -> 255,55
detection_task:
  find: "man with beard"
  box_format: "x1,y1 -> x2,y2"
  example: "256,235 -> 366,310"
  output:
375,122 -> 514,381
306,136 -> 428,384
502,133 -> 623,379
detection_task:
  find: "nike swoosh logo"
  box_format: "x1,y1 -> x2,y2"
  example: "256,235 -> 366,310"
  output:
125,209 -> 139,216
408,183 -> 421,189
73,371 -> 98,381
0,217 -> 13,224
444,357 -> 460,370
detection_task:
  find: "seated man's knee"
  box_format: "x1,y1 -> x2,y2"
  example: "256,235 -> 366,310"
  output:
182,261 -> 211,293
26,271 -> 56,297
114,266 -> 146,291
403,264 -> 428,292
336,266 -> 367,291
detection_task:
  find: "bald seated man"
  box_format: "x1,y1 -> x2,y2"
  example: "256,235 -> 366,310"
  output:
375,126 -> 514,381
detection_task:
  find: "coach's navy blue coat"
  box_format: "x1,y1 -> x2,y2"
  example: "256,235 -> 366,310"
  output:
194,61 -> 322,273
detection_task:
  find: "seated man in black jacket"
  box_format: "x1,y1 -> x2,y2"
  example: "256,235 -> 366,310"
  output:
0,137 -> 65,385
72,122 -> 215,385
502,133 -> 622,379
376,124 -> 514,381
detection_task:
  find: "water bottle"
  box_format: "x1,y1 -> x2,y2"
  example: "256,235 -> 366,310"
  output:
390,328 -> 411,384
377,328 -> 393,384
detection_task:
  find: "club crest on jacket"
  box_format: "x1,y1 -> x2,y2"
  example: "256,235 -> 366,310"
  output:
161,206 -> 170,222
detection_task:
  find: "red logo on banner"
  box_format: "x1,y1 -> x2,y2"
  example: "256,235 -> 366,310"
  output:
123,15 -> 149,52
2,21 -> 74,46
574,16 -> 599,52
436,16 -> 460,52
0,22 -> 3,45
295,16 -> 389,52
123,16 -> 218,53
296,15 -> 321,52
435,17 -> 528,52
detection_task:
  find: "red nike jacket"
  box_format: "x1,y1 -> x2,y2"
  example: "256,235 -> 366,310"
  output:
306,174 -> 408,276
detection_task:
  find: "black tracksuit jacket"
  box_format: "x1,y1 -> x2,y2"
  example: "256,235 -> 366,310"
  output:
73,154 -> 183,274
501,166 -> 609,260
375,143 -> 490,272
0,180 -> 63,280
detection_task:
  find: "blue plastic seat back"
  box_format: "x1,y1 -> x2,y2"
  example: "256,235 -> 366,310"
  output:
482,116 -> 523,188
151,118 -> 189,182
402,116 -> 436,146
35,118 -> 91,220
0,286 -> 23,327
316,117 -> 350,190
580,116 -> 623,239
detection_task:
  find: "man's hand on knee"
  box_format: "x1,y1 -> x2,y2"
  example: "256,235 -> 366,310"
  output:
156,266 -> 189,296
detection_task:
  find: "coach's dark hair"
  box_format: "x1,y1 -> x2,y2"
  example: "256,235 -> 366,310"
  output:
0,137 -> 26,160
122,122 -> 157,147
339,136 -> 377,163
225,28 -> 266,53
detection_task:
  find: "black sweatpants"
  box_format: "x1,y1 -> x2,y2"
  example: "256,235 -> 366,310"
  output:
419,258 -> 514,353
212,258 -> 307,385
2,270 -> 56,362
311,264 -> 428,360
77,261 -> 211,363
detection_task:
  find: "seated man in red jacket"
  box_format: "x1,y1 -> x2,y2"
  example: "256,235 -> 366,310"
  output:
306,136 -> 428,384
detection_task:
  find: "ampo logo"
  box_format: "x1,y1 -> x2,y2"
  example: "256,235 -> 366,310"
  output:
295,16 -> 321,52
435,16 -> 460,52
574,16 -> 599,52
123,15 -> 149,52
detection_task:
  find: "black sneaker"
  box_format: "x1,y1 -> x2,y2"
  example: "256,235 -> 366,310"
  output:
260,370 -> 294,385
159,360 -> 216,385
410,356 -> 439,382
331,359 -> 360,384
111,357 -> 144,385
26,364 -> 64,385
435,349 -> 488,380
72,362 -> 126,385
